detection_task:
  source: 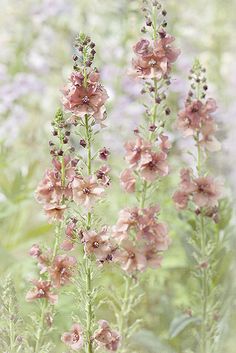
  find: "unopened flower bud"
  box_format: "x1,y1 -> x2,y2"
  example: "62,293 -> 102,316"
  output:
146,18 -> 152,26
165,107 -> 171,115
80,139 -> 87,148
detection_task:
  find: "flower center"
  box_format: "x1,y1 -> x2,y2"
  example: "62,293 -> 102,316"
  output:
128,252 -> 135,259
93,241 -> 100,248
82,95 -> 90,104
83,188 -> 91,195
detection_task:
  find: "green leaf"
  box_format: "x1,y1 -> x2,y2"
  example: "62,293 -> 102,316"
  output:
132,330 -> 176,353
169,315 -> 201,339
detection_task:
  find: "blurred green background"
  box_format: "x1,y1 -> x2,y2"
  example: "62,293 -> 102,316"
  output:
0,0 -> 235,352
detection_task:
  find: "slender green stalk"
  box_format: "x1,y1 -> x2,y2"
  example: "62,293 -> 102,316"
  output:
84,114 -> 94,353
34,300 -> 47,353
196,133 -> 208,353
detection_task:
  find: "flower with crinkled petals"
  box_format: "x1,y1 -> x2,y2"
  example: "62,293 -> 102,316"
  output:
96,165 -> 111,187
83,227 -> 114,261
112,208 -> 140,242
140,151 -> 168,181
114,240 -> 147,274
72,176 -> 105,209
177,100 -> 203,136
130,32 -> 180,79
26,279 -> 58,304
144,245 -> 163,269
93,320 -> 121,351
192,176 -> 222,208
35,169 -> 63,204
120,168 -> 136,193
159,134 -> 172,153
62,70 -> 108,123
50,254 -> 77,288
124,137 -> 151,168
44,203 -> 66,222
173,169 -> 196,210
61,323 -> 83,351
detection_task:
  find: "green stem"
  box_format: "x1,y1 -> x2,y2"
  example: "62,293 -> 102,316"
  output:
196,134 -> 208,353
84,114 -> 94,353
86,259 -> 93,353
118,277 -> 132,353
34,300 -> 46,353
140,181 -> 147,209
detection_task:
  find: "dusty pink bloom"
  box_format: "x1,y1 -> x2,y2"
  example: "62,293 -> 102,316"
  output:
50,254 -> 77,288
192,176 -> 222,208
177,100 -> 204,136
144,245 -> 163,269
140,151 -> 168,181
159,134 -> 172,153
173,169 -> 196,210
173,190 -> 190,210
137,206 -> 170,250
44,203 -> 66,222
72,176 -> 105,209
35,169 -> 63,204
62,70 -> 108,123
114,240 -> 147,274
93,320 -> 120,351
124,137 -> 151,168
83,227 -> 114,261
96,165 -> 111,187
29,245 -> 51,274
120,168 -> 136,193
112,208 -> 140,242
26,279 -> 58,304
35,157 -> 77,206
130,33 -> 180,79
177,98 -> 220,152
61,324 -> 83,351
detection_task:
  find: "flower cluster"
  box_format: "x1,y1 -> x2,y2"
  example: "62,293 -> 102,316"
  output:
130,31 -> 180,79
112,206 -> 169,274
177,96 -> 221,152
26,244 -> 77,303
121,135 -> 170,192
173,168 -> 222,210
173,60 -> 223,221
28,33 -> 120,353
113,1 -> 179,280
62,320 -> 120,352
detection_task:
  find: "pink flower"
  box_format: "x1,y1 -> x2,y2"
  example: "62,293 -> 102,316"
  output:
93,320 -> 120,351
159,134 -> 172,153
144,245 -> 163,269
26,279 -> 58,304
83,227 -> 115,261
193,176 -> 222,208
35,157 -> 77,206
173,190 -> 189,210
140,151 -> 168,181
114,240 -> 147,274
130,33 -> 180,79
61,324 -> 83,351
44,203 -> 66,222
112,208 -> 139,242
72,176 -> 105,209
96,165 -> 111,187
120,168 -> 136,193
173,169 -> 223,209
124,137 -> 151,168
177,98 -> 220,152
62,70 -> 108,123
50,254 -> 77,288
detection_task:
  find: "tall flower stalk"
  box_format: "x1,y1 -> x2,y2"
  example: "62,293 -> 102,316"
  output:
173,60 -> 229,353
27,34 -> 120,352
111,1 -> 180,351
